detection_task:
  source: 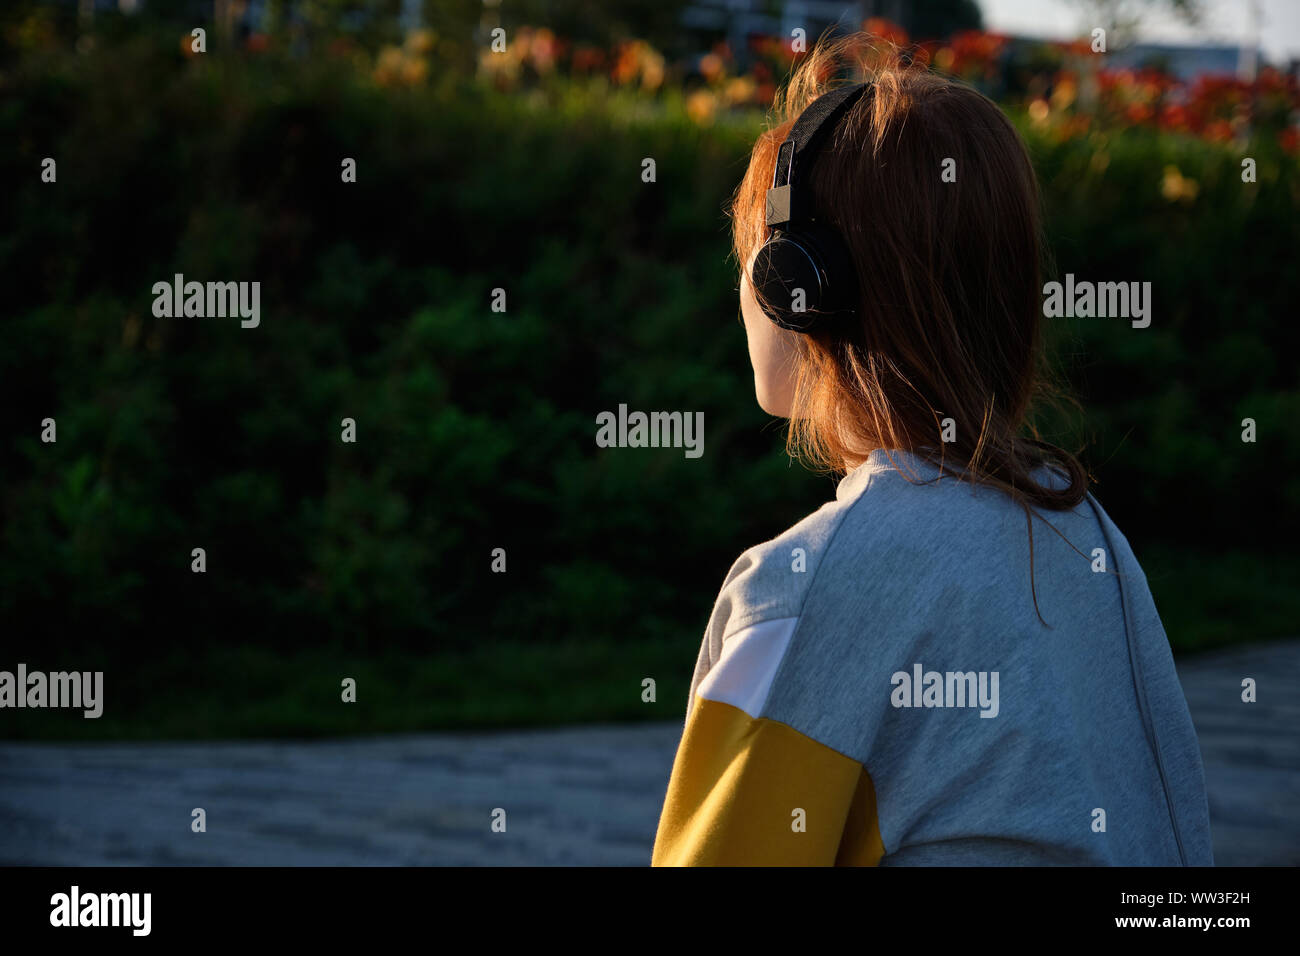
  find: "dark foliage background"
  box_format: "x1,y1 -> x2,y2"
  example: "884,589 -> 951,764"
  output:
1,4 -> 1297,738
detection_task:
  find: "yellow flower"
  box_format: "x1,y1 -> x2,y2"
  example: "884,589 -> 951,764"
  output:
373,45 -> 406,86
1160,165 -> 1199,203
1050,77 -> 1077,111
641,52 -> 665,91
404,29 -> 435,56
401,57 -> 428,86
724,76 -> 757,106
374,45 -> 429,88
686,90 -> 717,125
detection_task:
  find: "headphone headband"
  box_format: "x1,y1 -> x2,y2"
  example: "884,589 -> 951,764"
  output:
753,82 -> 871,333
765,82 -> 871,227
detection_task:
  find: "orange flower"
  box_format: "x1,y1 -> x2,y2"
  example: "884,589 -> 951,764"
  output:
686,89 -> 717,125
862,17 -> 908,47
611,42 -> 641,85
611,40 -> 664,89
699,52 -> 724,84
1050,76 -> 1077,111
723,76 -> 757,106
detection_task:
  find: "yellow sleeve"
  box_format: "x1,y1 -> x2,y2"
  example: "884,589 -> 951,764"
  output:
651,694 -> 885,866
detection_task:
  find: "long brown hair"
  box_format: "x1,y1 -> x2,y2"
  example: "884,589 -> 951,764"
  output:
734,35 -> 1089,515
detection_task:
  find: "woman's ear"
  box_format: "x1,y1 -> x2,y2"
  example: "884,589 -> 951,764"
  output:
739,260 -> 800,418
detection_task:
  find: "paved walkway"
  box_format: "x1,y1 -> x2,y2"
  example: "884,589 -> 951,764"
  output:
1,641 -> 1296,866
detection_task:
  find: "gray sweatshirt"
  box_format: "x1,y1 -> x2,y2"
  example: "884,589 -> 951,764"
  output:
652,447 -> 1214,865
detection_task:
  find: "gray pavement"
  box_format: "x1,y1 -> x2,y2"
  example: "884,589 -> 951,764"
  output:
1,640 -> 1296,866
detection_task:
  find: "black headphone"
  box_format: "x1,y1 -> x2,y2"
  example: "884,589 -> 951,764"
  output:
752,82 -> 872,333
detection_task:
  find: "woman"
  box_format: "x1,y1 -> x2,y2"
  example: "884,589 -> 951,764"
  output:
651,39 -> 1213,866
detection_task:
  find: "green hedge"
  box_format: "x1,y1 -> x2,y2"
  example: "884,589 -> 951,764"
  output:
1,37 -> 1296,683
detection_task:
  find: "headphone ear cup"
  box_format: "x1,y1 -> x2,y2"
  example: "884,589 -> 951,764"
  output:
752,231 -> 824,332
751,224 -> 858,332
798,221 -> 859,315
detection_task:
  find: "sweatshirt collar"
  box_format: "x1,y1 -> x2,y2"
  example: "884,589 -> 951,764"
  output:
835,447 -> 953,502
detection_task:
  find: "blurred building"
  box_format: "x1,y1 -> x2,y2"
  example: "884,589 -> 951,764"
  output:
1105,41 -> 1260,83
681,0 -> 982,64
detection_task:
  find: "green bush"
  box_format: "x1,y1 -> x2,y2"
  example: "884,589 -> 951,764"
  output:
0,35 -> 1296,738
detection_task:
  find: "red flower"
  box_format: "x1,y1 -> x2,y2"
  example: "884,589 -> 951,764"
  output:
1157,104 -> 1190,131
1203,119 -> 1233,142
1124,102 -> 1154,125
571,46 -> 605,73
